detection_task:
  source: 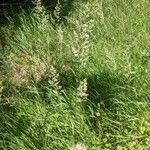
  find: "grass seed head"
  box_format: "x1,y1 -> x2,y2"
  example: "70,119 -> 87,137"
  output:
33,0 -> 49,26
71,2 -> 94,68
70,143 -> 87,150
48,65 -> 62,92
77,78 -> 88,102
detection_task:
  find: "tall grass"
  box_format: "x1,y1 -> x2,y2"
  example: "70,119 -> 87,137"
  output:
0,0 -> 150,149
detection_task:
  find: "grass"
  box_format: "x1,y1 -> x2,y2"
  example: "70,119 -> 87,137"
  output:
0,0 -> 150,149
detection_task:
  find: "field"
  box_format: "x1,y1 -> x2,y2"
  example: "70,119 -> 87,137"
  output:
0,0 -> 150,149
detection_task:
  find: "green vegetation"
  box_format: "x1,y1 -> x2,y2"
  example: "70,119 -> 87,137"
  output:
0,0 -> 150,149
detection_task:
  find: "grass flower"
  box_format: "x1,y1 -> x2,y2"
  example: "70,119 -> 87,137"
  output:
71,2 -> 94,68
77,78 -> 88,102
70,143 -> 87,150
33,0 -> 49,26
51,0 -> 62,28
48,65 -> 62,92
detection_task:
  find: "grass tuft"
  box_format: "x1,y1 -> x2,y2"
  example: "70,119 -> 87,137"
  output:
0,0 -> 150,149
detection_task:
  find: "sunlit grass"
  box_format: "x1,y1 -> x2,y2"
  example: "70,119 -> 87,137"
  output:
0,0 -> 150,149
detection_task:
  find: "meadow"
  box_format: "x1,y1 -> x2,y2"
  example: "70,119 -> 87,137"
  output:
0,0 -> 150,149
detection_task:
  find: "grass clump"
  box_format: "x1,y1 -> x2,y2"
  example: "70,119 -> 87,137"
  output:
0,0 -> 150,149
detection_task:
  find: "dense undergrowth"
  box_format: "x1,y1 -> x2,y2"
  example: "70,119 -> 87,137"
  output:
0,0 -> 150,149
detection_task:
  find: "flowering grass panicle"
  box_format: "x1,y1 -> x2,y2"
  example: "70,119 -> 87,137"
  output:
70,143 -> 87,150
51,0 -> 62,28
71,2 -> 94,67
49,0 -> 64,51
54,0 -> 61,24
7,54 -> 50,85
0,80 -> 3,99
33,0 -> 49,25
57,24 -> 64,51
48,65 -> 62,93
33,59 -> 47,81
77,78 -> 88,102
9,63 -> 30,85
